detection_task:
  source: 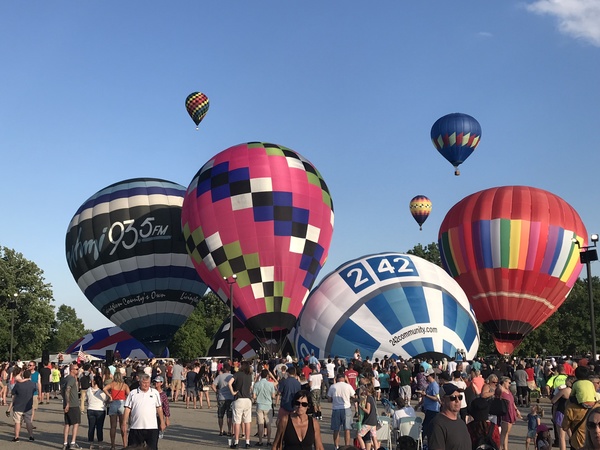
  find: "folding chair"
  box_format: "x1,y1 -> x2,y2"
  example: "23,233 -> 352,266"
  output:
376,416 -> 392,449
394,416 -> 422,450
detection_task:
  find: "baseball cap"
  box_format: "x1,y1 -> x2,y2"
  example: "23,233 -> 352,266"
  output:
441,383 -> 465,396
537,424 -> 550,433
153,376 -> 164,383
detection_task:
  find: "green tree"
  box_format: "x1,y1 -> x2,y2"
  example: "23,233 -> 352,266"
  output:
169,292 -> 229,359
406,242 -> 441,267
0,247 -> 55,360
47,304 -> 91,353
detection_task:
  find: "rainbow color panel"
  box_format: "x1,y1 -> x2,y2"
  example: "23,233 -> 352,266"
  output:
182,142 -> 334,343
438,185 -> 587,354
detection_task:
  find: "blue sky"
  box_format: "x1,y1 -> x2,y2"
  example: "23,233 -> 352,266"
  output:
1,1 -> 599,331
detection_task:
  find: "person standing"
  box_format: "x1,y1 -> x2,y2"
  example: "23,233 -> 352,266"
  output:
498,375 -> 523,450
253,368 -> 276,446
171,360 -> 184,402
277,366 -> 301,422
8,369 -> 36,442
103,370 -> 130,449
40,362 -> 52,404
62,364 -> 82,450
272,390 -> 325,450
418,372 -> 440,440
86,375 -> 107,447
228,360 -> 254,449
153,377 -> 170,437
398,363 -> 413,404
212,363 -> 234,436
79,364 -> 93,413
27,361 -> 42,425
327,373 -> 356,449
428,383 -> 471,450
356,383 -> 380,450
309,364 -> 323,419
51,362 -> 62,400
122,374 -> 165,450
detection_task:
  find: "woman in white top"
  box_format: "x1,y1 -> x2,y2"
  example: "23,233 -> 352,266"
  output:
87,375 -> 108,445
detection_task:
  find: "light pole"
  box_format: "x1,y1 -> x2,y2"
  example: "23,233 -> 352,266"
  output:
574,234 -> 599,361
223,274 -> 237,364
9,292 -> 18,362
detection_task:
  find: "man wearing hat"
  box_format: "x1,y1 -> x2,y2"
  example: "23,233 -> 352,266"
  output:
428,383 -> 471,450
153,377 -> 170,433
417,372 -> 440,439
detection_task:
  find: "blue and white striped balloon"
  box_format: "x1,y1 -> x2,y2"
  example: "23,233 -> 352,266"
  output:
65,178 -> 208,355
294,252 -> 479,361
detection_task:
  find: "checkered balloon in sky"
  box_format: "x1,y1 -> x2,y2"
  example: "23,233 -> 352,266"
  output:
182,142 -> 334,344
185,92 -> 209,129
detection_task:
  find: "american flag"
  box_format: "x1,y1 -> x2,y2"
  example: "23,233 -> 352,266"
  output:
77,346 -> 85,363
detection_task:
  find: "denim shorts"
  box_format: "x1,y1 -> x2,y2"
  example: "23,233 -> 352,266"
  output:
108,400 -> 125,416
330,408 -> 353,431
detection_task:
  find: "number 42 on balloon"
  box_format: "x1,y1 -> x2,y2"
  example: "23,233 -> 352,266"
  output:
339,255 -> 419,294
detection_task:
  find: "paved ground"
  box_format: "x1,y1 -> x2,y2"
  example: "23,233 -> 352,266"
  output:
0,395 -> 553,449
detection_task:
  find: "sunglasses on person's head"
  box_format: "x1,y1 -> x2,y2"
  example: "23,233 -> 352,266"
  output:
587,421 -> 600,430
294,401 -> 309,407
445,395 -> 463,401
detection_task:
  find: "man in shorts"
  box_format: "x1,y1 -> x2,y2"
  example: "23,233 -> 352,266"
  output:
253,368 -> 276,446
327,373 -> 356,449
62,364 -> 81,450
8,369 -> 36,442
212,363 -> 234,436
228,361 -> 253,449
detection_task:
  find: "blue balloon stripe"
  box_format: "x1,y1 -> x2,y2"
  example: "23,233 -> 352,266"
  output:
365,291 -> 405,334
404,286 -> 431,322
75,181 -> 185,216
443,340 -> 457,358
85,265 -> 203,301
402,337 -> 434,356
442,292 -> 478,350
334,319 -> 380,358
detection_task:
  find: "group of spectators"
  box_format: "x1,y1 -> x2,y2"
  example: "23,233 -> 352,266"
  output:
6,352 -> 600,450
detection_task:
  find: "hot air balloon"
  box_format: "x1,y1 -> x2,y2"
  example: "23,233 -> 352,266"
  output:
65,178 -> 208,356
438,186 -> 587,354
409,195 -> 432,231
185,92 -> 210,129
182,142 -> 334,350
294,252 -> 480,361
207,316 -> 293,360
431,113 -> 481,175
66,326 -> 169,360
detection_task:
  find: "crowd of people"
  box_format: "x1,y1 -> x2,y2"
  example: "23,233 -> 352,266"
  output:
3,352 -> 600,450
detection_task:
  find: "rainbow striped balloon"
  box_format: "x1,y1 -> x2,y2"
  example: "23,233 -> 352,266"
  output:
438,186 -> 587,354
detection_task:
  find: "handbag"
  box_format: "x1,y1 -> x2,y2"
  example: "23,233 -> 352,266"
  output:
489,397 -> 508,416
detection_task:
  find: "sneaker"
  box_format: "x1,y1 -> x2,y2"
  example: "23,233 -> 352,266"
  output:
70,444 -> 81,449
245,444 -> 251,449
229,444 -> 238,449
255,443 -> 263,447
11,437 -> 19,442
63,444 -> 70,450
29,437 -> 34,441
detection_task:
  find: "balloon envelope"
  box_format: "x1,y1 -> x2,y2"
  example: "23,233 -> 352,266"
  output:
65,178 -> 208,356
65,326 -> 169,360
438,185 -> 587,354
185,92 -> 210,127
294,252 -> 479,361
182,142 -> 335,344
409,195 -> 432,230
207,316 -> 293,361
431,113 -> 481,175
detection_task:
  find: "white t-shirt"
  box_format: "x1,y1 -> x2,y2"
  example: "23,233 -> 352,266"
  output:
125,387 -> 162,429
327,381 -> 356,410
326,363 -> 336,379
309,373 -> 323,391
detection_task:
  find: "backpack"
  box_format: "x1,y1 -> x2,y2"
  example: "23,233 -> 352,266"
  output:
79,373 -> 91,390
473,423 -> 498,450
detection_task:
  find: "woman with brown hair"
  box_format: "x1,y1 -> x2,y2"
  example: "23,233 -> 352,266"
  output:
582,406 -> 600,450
498,376 -> 522,450
272,390 -> 324,450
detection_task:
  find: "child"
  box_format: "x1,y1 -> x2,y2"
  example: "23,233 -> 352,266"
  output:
526,405 -> 543,450
536,424 -> 551,450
